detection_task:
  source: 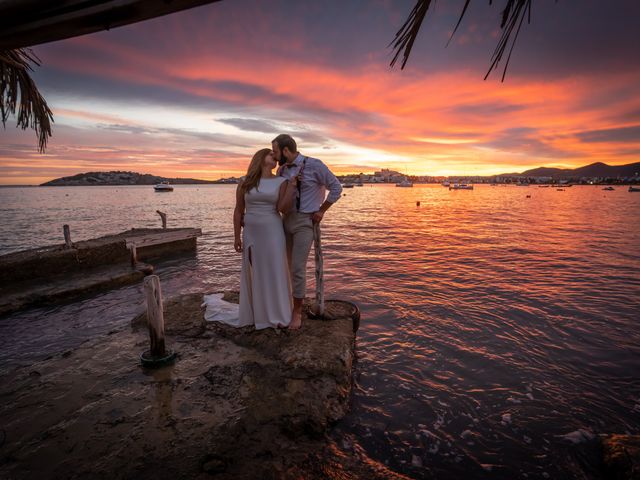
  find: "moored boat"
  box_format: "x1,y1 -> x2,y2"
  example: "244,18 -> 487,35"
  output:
154,181 -> 174,192
629,186 -> 640,192
449,183 -> 474,190
396,178 -> 413,187
602,186 -> 615,191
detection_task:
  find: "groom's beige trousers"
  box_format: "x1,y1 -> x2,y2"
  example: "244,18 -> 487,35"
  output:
283,211 -> 316,299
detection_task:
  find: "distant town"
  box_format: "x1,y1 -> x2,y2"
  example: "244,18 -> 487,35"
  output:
31,161 -> 640,187
219,162 -> 640,186
335,166 -> 640,185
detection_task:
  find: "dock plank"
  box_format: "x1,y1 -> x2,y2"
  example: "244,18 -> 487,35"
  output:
124,228 -> 202,249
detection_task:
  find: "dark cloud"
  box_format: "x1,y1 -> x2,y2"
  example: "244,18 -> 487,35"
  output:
449,101 -> 526,116
288,129 -> 330,146
32,66 -> 385,144
613,147 -> 640,157
482,127 -> 576,158
218,118 -> 278,134
95,123 -> 256,150
604,106 -> 640,125
0,143 -> 36,156
32,0 -> 640,81
576,125 -> 640,143
99,124 -> 150,135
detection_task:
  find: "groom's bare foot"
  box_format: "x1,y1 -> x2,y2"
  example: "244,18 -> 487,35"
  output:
289,310 -> 302,330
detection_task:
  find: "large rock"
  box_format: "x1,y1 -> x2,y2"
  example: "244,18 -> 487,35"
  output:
0,292 -> 396,480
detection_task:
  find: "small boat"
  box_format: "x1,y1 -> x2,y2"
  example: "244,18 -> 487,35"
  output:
442,180 -> 451,187
602,186 -> 615,191
449,183 -> 474,190
538,185 -> 550,188
556,188 -> 565,191
355,182 -> 364,187
342,183 -> 355,189
629,186 -> 640,192
154,181 -> 174,192
396,178 -> 413,187
516,182 -> 529,187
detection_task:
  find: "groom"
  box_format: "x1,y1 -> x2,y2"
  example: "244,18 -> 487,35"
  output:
272,134 -> 342,329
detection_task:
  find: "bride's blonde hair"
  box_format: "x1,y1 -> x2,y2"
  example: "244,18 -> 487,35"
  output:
241,148 -> 272,194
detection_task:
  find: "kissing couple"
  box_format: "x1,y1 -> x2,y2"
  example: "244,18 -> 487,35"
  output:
225,134 -> 342,330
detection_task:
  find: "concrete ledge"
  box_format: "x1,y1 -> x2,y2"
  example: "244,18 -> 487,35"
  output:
0,263 -> 148,316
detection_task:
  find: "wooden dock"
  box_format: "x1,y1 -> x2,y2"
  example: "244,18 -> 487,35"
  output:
118,227 -> 202,264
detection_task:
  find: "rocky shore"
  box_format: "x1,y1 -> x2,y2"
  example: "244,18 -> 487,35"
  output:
0,292 -> 406,479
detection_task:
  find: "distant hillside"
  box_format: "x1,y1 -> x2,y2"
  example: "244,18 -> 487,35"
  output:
515,162 -> 640,179
40,171 -> 222,186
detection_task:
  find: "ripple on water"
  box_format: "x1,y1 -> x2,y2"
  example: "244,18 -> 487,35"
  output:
1,184 -> 639,478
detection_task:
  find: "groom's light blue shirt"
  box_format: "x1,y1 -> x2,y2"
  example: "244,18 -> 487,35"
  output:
279,153 -> 342,213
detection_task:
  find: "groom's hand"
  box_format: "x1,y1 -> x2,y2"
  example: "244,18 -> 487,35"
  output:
234,238 -> 242,252
311,211 -> 324,224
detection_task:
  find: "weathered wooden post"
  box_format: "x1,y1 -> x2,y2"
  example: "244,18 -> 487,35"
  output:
140,275 -> 176,367
130,245 -> 138,267
63,224 -> 73,248
156,210 -> 167,229
144,275 -> 165,357
313,223 -> 325,316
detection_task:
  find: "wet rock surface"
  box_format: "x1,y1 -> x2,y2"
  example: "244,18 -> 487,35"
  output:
0,292 -> 400,479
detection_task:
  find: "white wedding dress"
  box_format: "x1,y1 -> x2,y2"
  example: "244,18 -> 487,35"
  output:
204,177 -> 292,329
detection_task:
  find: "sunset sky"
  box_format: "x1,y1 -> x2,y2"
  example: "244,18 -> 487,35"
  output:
1,0 -> 640,184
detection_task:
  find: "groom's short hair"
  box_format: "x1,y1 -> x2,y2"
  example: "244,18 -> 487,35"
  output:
272,134 -> 297,154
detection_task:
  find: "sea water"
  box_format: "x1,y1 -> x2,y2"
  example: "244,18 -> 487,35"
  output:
1,184 -> 639,479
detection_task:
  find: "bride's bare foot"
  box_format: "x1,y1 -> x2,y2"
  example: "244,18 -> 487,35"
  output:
288,309 -> 302,330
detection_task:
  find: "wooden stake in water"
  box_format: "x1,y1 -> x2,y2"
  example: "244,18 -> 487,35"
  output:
63,224 -> 73,248
130,245 -> 138,267
144,275 -> 166,357
313,223 -> 325,316
156,210 -> 167,229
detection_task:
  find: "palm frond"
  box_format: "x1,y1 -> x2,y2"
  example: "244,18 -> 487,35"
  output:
0,48 -> 53,152
391,0 -> 534,81
446,0 -> 472,48
485,0 -> 532,81
389,0 -> 433,69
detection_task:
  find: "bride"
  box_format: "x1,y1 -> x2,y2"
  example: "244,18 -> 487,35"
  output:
232,148 -> 297,329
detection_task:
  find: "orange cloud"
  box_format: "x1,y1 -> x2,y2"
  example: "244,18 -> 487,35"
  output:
2,28 -> 640,184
